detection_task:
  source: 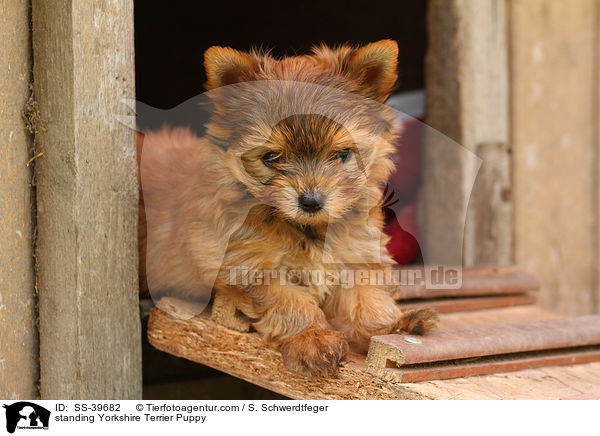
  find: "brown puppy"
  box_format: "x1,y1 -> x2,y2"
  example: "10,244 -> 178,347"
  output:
138,40 -> 437,376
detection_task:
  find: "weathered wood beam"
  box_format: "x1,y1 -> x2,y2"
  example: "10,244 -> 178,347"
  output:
0,0 -> 38,399
32,0 -> 142,399
422,0 -> 511,266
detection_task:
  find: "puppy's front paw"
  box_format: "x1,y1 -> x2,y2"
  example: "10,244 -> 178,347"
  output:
394,307 -> 438,335
278,328 -> 349,377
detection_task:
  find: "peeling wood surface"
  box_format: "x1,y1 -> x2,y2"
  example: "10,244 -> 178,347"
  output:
148,299 -> 600,399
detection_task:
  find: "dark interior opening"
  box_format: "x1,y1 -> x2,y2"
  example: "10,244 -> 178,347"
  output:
135,0 -> 427,110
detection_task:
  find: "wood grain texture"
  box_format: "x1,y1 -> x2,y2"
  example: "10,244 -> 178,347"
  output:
397,294 -> 536,313
396,360 -> 600,400
423,0 -> 510,266
374,314 -> 600,365
32,0 -> 142,399
594,0 -> 600,315
371,347 -> 600,383
148,301 -> 600,399
436,304 -> 563,330
0,0 -> 39,399
394,265 -> 538,300
469,142 -> 512,265
510,0 -> 598,315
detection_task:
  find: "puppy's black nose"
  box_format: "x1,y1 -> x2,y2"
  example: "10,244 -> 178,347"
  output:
299,191 -> 324,213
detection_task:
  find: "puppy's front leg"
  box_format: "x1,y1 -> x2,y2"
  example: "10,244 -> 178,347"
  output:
244,282 -> 348,377
323,283 -> 438,353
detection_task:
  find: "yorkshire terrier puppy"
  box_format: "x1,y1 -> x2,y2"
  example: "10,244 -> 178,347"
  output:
138,40 -> 437,376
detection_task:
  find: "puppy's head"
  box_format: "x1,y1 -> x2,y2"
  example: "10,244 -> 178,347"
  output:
204,41 -> 399,225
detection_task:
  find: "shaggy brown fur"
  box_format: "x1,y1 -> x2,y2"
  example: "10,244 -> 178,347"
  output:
138,40 -> 437,376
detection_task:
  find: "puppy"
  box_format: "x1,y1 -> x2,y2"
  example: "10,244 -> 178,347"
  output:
138,40 -> 437,376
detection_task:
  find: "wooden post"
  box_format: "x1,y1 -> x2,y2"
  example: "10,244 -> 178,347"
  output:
422,0 -> 511,266
32,0 -> 142,398
0,0 -> 38,399
594,0 -> 600,315
509,0 -> 598,316
468,142 -> 512,265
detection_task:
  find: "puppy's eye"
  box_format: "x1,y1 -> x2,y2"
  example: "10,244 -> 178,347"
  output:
336,148 -> 353,163
261,151 -> 281,167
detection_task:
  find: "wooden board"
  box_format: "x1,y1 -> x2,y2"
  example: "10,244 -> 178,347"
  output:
32,0 -> 142,399
378,347 -> 600,383
394,265 -> 538,313
0,0 -> 38,399
147,300 -> 600,399
397,294 -> 535,314
371,315 -> 600,365
394,265 -> 538,300
365,315 -> 600,382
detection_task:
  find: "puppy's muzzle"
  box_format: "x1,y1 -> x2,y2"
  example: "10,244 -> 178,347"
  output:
299,190 -> 325,213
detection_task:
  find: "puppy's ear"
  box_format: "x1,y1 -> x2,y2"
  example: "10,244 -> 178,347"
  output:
313,40 -> 398,102
204,47 -> 256,90
349,40 -> 398,101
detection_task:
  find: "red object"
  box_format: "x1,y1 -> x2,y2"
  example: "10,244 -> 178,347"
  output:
383,115 -> 424,265
385,201 -> 421,264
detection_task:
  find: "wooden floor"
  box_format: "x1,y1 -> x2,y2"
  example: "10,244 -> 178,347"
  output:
147,299 -> 600,399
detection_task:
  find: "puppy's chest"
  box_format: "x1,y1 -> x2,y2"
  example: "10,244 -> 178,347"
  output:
284,225 -> 328,262
267,224 -> 332,272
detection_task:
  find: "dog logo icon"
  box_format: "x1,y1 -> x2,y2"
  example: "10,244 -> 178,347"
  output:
2,402 -> 50,433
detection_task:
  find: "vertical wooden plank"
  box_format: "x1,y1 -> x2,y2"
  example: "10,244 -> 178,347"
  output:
594,0 -> 600,314
469,142 -> 512,265
0,0 -> 39,399
423,0 -> 511,266
32,0 -> 142,398
421,0 -> 465,267
510,0 -> 597,315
